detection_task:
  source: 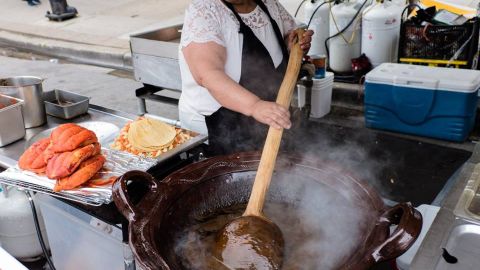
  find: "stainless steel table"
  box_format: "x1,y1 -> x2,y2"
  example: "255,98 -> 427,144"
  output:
411,143 -> 480,269
0,104 -> 206,169
0,105 -> 133,169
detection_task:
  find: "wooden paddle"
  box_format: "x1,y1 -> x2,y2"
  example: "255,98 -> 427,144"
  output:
212,28 -> 305,269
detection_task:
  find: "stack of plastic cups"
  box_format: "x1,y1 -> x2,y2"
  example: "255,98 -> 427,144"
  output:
310,72 -> 334,118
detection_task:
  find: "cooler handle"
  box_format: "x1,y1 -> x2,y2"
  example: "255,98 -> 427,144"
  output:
393,76 -> 439,89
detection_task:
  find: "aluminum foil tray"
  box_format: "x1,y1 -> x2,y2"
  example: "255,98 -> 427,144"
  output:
0,148 -> 158,206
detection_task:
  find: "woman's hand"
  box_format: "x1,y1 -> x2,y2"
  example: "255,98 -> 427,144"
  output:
288,29 -> 314,54
250,100 -> 291,130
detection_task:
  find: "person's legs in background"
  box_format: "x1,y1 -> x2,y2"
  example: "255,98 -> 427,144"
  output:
24,0 -> 41,6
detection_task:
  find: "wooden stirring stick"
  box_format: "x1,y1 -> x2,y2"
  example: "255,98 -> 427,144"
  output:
244,28 -> 305,217
213,28 -> 305,270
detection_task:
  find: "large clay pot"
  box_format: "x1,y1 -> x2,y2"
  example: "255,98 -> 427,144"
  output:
113,152 -> 422,270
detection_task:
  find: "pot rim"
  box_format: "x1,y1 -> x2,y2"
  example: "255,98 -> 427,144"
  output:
0,76 -> 44,88
113,152 -> 423,270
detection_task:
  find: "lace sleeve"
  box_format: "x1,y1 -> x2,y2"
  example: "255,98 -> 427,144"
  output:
276,0 -> 296,35
181,1 -> 226,48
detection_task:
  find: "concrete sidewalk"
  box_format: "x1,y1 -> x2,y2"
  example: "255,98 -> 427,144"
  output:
0,0 -> 301,69
0,0 -> 189,69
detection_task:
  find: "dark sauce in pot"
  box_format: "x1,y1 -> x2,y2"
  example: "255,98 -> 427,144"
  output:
174,199 -> 371,270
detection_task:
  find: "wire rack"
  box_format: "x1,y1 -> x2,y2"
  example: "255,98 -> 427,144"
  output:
0,175 -> 108,206
0,148 -> 159,206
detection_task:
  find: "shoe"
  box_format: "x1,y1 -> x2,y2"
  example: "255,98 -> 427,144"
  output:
27,0 -> 40,5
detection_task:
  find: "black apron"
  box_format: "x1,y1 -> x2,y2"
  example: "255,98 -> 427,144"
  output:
205,0 -> 289,156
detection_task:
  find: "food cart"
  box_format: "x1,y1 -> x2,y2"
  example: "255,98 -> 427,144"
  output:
0,20 -> 480,270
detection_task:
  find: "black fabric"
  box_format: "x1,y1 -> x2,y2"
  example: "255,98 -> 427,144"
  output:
205,0 -> 289,156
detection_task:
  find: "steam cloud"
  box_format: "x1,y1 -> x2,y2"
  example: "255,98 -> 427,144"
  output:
174,104 -> 391,269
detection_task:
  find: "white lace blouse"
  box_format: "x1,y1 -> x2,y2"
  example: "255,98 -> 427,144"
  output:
178,0 -> 296,134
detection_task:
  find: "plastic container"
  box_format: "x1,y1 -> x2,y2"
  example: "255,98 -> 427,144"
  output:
398,17 -> 479,69
294,84 -> 308,109
35,193 -> 124,270
0,94 -> 25,147
365,63 -> 480,141
311,72 -> 334,118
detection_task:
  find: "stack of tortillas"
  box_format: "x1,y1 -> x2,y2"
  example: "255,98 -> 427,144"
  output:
127,118 -> 177,152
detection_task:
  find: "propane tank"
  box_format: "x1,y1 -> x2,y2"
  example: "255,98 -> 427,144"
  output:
0,188 -> 49,260
391,0 -> 407,7
361,0 -> 402,67
304,0 -> 330,56
329,1 -> 363,73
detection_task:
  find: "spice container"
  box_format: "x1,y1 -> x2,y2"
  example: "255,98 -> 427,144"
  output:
311,54 -> 327,79
44,90 -> 90,120
0,95 -> 25,147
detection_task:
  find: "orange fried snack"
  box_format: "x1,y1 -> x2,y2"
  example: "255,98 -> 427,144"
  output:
84,176 -> 118,188
53,154 -> 106,192
18,138 -> 51,171
50,123 -> 98,153
46,143 -> 101,179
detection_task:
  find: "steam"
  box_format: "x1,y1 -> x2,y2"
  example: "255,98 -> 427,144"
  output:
174,108 -> 391,269
267,171 -> 374,269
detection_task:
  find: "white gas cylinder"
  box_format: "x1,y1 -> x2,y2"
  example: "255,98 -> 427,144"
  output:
391,0 -> 408,7
304,0 -> 330,56
361,0 -> 402,67
329,1 -> 362,73
0,188 -> 49,260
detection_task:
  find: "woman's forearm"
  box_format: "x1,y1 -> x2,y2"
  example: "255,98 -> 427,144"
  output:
201,69 -> 260,116
183,42 -> 291,129
183,42 -> 261,116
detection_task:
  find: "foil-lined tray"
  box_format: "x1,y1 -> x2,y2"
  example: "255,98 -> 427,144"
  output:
0,148 -> 158,206
0,108 -> 208,206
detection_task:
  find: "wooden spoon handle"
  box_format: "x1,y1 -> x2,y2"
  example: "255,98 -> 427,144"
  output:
244,29 -> 305,217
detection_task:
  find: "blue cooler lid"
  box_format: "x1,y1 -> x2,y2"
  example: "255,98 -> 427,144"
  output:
365,63 -> 480,93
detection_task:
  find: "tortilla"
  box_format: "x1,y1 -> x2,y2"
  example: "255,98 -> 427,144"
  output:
127,118 -> 176,152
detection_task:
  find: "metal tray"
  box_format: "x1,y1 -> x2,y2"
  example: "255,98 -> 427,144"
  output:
44,89 -> 90,119
109,115 -> 207,164
0,106 -> 207,205
455,163 -> 480,222
0,94 -> 25,147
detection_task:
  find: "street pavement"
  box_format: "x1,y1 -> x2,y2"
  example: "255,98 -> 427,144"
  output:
0,0 -> 304,120
0,0 -> 302,69
0,54 -> 180,120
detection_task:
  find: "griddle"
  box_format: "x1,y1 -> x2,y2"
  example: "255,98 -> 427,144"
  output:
286,121 -> 472,206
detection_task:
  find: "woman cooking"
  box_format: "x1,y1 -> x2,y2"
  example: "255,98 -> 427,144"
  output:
179,0 -> 313,155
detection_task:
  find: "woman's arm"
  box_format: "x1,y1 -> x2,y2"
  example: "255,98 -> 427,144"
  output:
183,41 -> 291,130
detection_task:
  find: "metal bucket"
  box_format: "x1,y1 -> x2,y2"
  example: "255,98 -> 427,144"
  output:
0,76 -> 47,128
